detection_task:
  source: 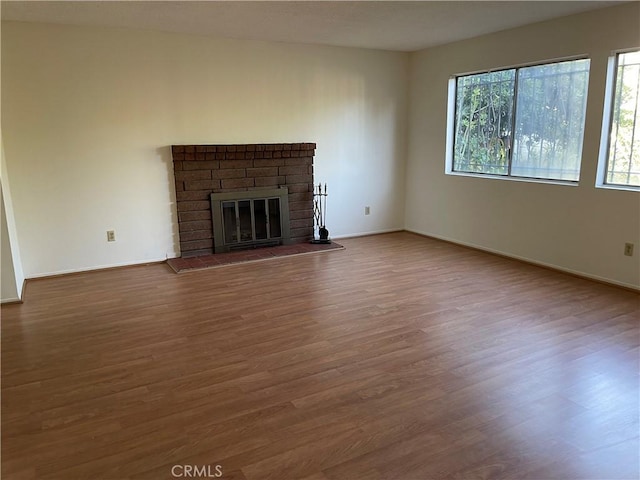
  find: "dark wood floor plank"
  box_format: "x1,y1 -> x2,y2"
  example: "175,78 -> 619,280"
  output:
2,232 -> 639,479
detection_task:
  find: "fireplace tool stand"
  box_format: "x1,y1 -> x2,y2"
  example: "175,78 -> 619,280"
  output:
311,183 -> 331,244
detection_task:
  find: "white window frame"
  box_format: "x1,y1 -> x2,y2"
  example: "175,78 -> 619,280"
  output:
445,56 -> 589,187
596,48 -> 640,191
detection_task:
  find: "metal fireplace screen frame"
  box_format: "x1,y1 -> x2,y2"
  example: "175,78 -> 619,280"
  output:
210,187 -> 291,253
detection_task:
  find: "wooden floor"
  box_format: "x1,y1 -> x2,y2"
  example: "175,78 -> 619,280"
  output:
2,232 -> 639,480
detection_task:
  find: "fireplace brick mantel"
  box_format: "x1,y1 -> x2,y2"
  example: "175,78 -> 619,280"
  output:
171,143 -> 316,257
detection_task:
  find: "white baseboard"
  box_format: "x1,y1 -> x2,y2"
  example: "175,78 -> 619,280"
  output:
332,228 -> 404,240
25,257 -> 170,280
1,296 -> 21,304
406,228 -> 640,292
21,230 -> 639,292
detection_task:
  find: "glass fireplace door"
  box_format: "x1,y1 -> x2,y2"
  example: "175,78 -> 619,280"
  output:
219,197 -> 282,248
211,188 -> 290,253
254,199 -> 268,240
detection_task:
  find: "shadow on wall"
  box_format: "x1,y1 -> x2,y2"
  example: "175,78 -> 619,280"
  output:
157,146 -> 180,257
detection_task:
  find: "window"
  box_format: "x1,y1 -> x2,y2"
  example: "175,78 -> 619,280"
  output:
600,50 -> 640,188
450,58 -> 590,182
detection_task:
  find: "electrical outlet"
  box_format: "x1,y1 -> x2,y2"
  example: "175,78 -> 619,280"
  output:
364,206 -> 371,216
624,243 -> 634,256
107,230 -> 116,242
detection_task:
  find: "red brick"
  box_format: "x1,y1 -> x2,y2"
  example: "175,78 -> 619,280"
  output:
285,156 -> 313,166
176,191 -> 210,201
289,200 -> 313,211
216,187 -> 248,193
286,174 -> 313,184
278,165 -> 308,176
254,176 -> 285,187
247,167 -> 278,177
290,227 -> 313,238
177,201 -> 210,212
179,230 -> 213,241
289,209 -> 314,220
286,184 -> 313,193
220,160 -> 253,169
289,237 -> 309,244
213,169 -> 246,179
178,211 -> 211,222
179,220 -> 212,232
175,170 -> 211,181
288,192 -> 313,202
290,218 -> 313,229
253,158 -> 284,168
185,179 -> 220,190
181,239 -> 214,250
181,247 -> 213,257
222,178 -> 255,189
183,161 -> 218,170
173,142 -> 317,255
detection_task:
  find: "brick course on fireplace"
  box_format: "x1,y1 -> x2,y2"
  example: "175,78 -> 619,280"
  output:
171,143 -> 316,257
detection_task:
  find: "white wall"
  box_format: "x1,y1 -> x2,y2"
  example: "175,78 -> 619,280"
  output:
1,187 -> 18,301
1,22 -> 408,277
1,137 -> 25,302
406,3 -> 640,289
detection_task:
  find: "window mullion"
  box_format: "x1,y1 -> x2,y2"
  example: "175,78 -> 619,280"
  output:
508,69 -> 520,177
603,54 -> 620,184
610,58 -> 626,182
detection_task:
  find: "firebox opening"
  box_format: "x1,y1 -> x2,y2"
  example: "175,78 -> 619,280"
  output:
211,187 -> 291,253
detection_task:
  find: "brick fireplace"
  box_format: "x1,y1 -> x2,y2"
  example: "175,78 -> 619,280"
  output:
171,143 -> 316,257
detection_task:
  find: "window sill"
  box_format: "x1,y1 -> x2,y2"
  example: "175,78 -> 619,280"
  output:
595,183 -> 640,192
446,170 -> 579,187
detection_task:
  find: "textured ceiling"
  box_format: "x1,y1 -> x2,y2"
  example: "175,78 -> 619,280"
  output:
1,1 -> 626,52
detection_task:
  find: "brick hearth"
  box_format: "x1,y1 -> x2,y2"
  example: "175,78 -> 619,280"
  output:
171,143 -> 316,257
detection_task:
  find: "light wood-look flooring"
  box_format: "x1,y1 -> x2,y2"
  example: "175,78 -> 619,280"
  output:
2,232 -> 639,480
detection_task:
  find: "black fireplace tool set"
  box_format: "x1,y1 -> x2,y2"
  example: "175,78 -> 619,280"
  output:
311,183 -> 331,244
